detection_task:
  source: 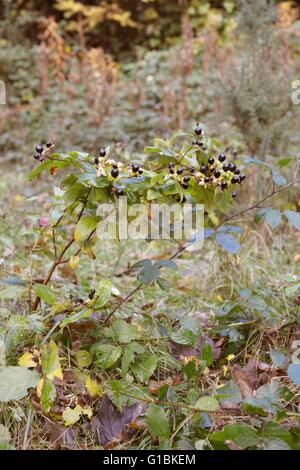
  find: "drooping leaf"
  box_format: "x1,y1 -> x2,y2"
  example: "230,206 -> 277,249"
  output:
74,215 -> 99,241
40,378 -> 56,413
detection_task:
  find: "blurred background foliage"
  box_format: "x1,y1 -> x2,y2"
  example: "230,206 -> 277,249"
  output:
0,0 -> 300,161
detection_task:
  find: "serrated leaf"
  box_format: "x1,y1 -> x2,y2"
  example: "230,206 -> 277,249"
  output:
210,423 -> 259,449
145,404 -> 170,438
131,355 -> 158,383
0,367 -> 40,402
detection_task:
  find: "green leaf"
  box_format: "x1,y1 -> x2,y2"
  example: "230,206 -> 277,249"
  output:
137,263 -> 161,285
94,279 -> 112,308
270,349 -> 287,367
154,260 -> 177,270
131,355 -> 158,383
0,367 -> 40,401
216,233 -> 240,254
145,404 -> 170,439
288,363 -> 300,385
278,157 -> 295,168
94,345 -> 122,369
33,284 -> 57,306
104,320 -> 138,344
264,208 -> 282,230
284,210 -> 300,230
41,340 -> 63,380
28,160 -> 52,181
194,396 -> 219,412
60,308 -> 93,327
40,378 -> 56,412
121,343 -> 144,378
74,215 -> 99,241
201,342 -> 213,367
210,423 -> 259,449
263,438 -> 291,450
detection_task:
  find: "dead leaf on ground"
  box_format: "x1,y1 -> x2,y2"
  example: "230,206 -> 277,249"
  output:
91,395 -> 147,448
231,359 -> 275,399
46,422 -> 78,449
169,335 -> 221,362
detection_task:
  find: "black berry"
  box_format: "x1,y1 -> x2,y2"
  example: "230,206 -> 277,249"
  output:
194,123 -> 203,136
116,188 -> 124,196
132,164 -> 140,173
95,157 -> 99,164
208,157 -> 215,165
46,142 -> 52,148
99,147 -> 106,157
220,181 -> 228,190
223,163 -> 230,172
218,154 -> 226,162
204,176 -> 210,183
240,174 -> 246,182
231,175 -> 239,184
138,169 -> 143,175
231,191 -> 237,198
112,163 -> 118,169
34,154 -> 40,160
88,289 -> 96,300
234,169 -> 241,175
111,168 -> 119,178
214,169 -> 221,178
229,162 -> 236,172
200,165 -> 208,174
177,168 -> 184,175
35,144 -> 43,154
182,182 -> 189,189
183,176 -> 190,183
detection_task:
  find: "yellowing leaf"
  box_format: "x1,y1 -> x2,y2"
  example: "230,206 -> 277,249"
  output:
69,255 -> 80,270
36,378 -> 44,398
41,340 -> 63,381
62,404 -> 93,426
75,350 -> 92,368
18,351 -> 38,368
85,375 -> 103,397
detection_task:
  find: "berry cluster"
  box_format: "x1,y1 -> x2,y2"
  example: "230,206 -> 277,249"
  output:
167,123 -> 246,198
94,146 -> 144,197
33,142 -> 54,161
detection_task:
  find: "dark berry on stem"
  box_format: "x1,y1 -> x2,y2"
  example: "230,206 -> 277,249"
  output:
229,162 -> 236,172
220,181 -> 228,190
132,164 -> 140,173
46,142 -> 52,148
208,157 -> 215,165
99,147 -> 106,157
234,169 -> 241,175
200,165 -> 208,174
183,176 -> 190,183
95,157 -> 99,164
35,144 -> 43,154
231,191 -> 237,198
231,175 -> 240,184
223,163 -> 230,172
214,169 -> 221,178
194,123 -> 203,136
240,174 -> 246,182
111,168 -> 119,178
138,169 -> 143,175
204,176 -> 210,183
182,182 -> 189,189
177,167 -> 184,175
218,153 -> 226,162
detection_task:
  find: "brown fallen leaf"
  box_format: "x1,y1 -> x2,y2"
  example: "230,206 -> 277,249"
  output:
46,422 -> 78,450
231,363 -> 256,399
91,395 -> 147,448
